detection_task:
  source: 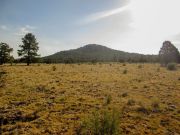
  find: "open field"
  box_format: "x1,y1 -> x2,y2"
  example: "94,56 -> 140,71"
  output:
0,63 -> 180,135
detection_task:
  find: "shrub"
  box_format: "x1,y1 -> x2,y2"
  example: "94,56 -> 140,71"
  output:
0,71 -> 6,87
36,85 -> 49,92
138,65 -> 142,69
127,99 -> 136,106
167,63 -> 177,71
91,59 -> 97,65
136,104 -> 149,114
122,63 -> 126,66
52,65 -> 56,71
122,69 -> 127,74
122,92 -> 128,97
76,109 -> 120,135
157,67 -> 160,72
143,85 -> 148,88
0,71 -> 6,78
151,100 -> 160,112
104,95 -> 112,105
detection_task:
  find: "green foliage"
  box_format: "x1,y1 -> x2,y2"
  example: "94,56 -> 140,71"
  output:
76,109 -> 120,135
18,33 -> 39,66
0,42 -> 13,65
167,63 -> 177,71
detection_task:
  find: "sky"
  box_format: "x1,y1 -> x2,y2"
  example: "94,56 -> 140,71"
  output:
0,0 -> 180,58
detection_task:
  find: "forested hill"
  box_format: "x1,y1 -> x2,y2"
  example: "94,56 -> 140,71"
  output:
43,44 -> 158,63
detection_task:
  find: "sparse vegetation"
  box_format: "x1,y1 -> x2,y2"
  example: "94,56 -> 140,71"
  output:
0,63 -> 179,134
76,109 -> 120,135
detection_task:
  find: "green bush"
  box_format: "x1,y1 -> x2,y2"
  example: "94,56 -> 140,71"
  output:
76,110 -> 120,135
167,63 -> 177,71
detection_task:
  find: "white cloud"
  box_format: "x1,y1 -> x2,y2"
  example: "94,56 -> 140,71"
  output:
0,25 -> 8,30
102,0 -> 180,54
79,5 -> 129,24
77,0 -> 180,54
14,25 -> 37,36
25,25 -> 36,30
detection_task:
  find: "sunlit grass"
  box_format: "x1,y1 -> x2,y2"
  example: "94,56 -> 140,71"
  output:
0,63 -> 179,134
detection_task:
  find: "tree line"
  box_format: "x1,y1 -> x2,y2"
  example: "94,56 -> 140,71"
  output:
0,33 -> 180,66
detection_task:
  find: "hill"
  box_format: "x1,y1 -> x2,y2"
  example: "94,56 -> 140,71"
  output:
43,44 -> 158,63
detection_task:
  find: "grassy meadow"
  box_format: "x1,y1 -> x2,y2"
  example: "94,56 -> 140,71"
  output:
0,63 -> 180,134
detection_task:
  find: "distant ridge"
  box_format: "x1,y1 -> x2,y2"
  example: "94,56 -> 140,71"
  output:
43,44 -> 158,63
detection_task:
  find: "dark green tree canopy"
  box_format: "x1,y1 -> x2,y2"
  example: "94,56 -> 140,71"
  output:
0,42 -> 13,65
159,41 -> 180,65
18,33 -> 39,65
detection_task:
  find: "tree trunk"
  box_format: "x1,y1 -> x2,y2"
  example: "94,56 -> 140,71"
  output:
27,56 -> 30,66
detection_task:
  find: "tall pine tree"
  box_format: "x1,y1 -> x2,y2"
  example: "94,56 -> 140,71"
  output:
159,41 -> 180,66
18,33 -> 39,66
0,43 -> 13,65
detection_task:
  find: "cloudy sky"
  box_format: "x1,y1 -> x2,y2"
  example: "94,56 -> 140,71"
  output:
0,0 -> 180,58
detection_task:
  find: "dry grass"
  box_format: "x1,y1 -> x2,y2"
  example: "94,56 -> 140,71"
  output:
0,63 -> 180,134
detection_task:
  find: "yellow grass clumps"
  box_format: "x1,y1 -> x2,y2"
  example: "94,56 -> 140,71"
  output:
0,63 -> 180,134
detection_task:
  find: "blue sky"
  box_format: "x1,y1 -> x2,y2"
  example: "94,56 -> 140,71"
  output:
0,0 -> 180,58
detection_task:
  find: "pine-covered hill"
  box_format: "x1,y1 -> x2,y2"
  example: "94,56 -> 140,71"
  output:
43,44 -> 158,63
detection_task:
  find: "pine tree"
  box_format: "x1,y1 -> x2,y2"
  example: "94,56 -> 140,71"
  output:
159,41 -> 180,66
0,43 -> 13,65
18,33 -> 40,66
